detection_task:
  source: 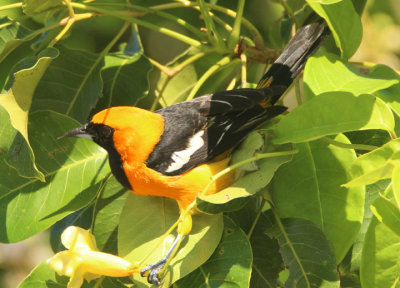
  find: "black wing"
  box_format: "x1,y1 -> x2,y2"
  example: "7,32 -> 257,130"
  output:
145,87 -> 287,176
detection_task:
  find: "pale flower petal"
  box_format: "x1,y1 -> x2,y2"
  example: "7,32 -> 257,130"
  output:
61,226 -> 98,251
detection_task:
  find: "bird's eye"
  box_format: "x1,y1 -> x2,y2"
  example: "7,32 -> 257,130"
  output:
101,126 -> 113,138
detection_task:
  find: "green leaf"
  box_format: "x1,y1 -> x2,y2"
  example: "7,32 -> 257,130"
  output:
344,138 -> 400,187
22,0 -> 63,16
393,166 -> 400,210
0,47 -> 59,180
306,0 -> 362,59
93,176 -> 129,254
118,194 -> 223,287
196,143 -> 294,214
370,193 -> 400,238
360,217 -> 400,288
273,92 -> 394,144
17,261 -> 62,288
264,212 -> 340,288
303,53 -> 399,99
0,105 -> 17,157
271,134 -> 365,262
250,213 -> 284,288
95,52 -> 152,111
0,16 -> 32,63
31,45 -> 104,122
175,216 -> 252,288
371,65 -> 400,118
350,180 -> 390,272
0,111 -> 109,243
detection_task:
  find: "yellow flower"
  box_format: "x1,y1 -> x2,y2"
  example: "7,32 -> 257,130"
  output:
47,226 -> 138,288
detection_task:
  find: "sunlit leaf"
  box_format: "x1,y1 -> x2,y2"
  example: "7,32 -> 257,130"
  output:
360,217 -> 400,288
197,143 -> 293,214
271,134 -> 364,262
17,261 -> 61,288
264,212 -> 340,287
344,138 -> 400,187
306,0 -> 362,59
303,53 -> 399,99
0,47 -> 59,181
273,92 -> 394,144
175,216 -> 252,287
118,194 -> 223,287
0,111 -> 109,243
31,45 -> 104,122
370,193 -> 400,237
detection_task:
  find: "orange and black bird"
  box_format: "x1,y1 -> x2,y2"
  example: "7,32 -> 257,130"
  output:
60,22 -> 328,284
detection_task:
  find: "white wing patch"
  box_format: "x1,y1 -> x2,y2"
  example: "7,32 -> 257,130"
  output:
165,130 -> 205,173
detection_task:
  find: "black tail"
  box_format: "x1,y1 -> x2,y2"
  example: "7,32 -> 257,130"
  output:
257,22 -> 329,104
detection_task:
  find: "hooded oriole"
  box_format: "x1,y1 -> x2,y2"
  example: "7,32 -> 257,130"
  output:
60,22 -> 328,284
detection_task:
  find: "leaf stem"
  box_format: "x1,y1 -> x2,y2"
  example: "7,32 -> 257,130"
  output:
228,0 -> 245,49
278,0 -> 299,30
247,198 -> 266,239
320,137 -> 378,151
69,2 -> 202,48
201,149 -> 298,195
186,55 -> 233,100
197,0 -> 224,49
0,2 -> 23,12
49,0 -> 76,47
240,52 -> 247,88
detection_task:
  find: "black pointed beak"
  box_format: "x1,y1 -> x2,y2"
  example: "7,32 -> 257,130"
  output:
58,123 -> 92,140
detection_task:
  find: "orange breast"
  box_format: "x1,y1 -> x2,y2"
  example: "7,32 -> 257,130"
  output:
122,157 -> 234,211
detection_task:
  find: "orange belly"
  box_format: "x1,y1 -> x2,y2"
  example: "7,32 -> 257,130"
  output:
123,157 -> 234,211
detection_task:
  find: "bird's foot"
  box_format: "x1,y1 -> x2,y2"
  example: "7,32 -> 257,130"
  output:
140,258 -> 167,285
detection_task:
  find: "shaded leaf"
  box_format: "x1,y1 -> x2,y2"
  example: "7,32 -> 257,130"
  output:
118,194 -> 223,287
273,92 -> 394,144
92,176 -> 129,254
271,134 -> 364,262
250,213 -> 284,288
264,212 -> 340,288
0,105 -> 17,157
0,111 -> 109,243
94,52 -> 152,111
303,53 -> 399,99
306,0 -> 362,59
0,47 -> 59,180
344,138 -> 400,187
22,0 -> 63,16
175,216 -> 252,288
31,45 -> 104,122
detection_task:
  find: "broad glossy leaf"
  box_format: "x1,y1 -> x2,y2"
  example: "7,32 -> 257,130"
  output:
264,212 -> 340,288
95,52 -> 152,111
393,166 -> 400,210
271,134 -> 364,262
306,0 -> 362,59
196,143 -> 294,214
175,216 -> 252,288
17,261 -> 62,288
0,111 -> 109,243
31,45 -> 104,122
0,47 -> 59,180
250,213 -> 283,288
372,65 -> 400,117
273,92 -> 394,144
118,194 -> 223,287
0,105 -> 16,157
370,193 -> 400,238
303,53 -> 399,99
344,138 -> 400,187
360,217 -> 400,288
93,176 -> 129,253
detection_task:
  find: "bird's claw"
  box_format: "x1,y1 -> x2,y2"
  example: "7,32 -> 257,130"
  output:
140,259 -> 167,285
